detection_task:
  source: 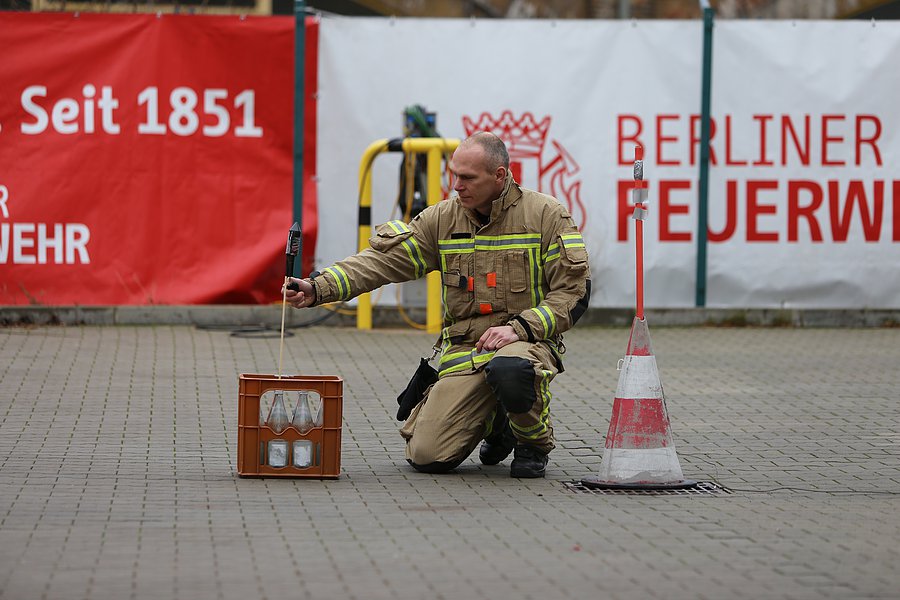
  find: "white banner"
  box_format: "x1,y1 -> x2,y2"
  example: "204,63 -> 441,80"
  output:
316,17 -> 900,309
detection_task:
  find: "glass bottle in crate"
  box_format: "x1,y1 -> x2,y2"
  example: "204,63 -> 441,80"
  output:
266,391 -> 290,434
291,390 -> 313,434
313,394 -> 324,428
268,440 -> 289,468
266,391 -> 290,467
293,440 -> 313,468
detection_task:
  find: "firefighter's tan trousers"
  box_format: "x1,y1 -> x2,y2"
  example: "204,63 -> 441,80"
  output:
399,341 -> 559,470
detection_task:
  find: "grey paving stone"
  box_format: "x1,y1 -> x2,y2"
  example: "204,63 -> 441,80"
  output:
1,324 -> 899,599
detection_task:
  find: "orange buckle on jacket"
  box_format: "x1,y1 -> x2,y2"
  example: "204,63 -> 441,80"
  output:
467,276 -> 474,292
479,303 -> 492,315
486,272 -> 497,288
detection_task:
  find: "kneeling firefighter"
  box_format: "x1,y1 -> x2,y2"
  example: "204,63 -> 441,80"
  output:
285,132 -> 591,478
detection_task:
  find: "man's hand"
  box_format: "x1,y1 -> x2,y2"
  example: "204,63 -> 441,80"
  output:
283,277 -> 315,309
476,325 -> 519,353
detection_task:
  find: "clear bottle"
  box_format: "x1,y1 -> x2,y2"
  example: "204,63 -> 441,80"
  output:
313,397 -> 324,428
291,390 -> 313,434
292,440 -> 313,468
268,440 -> 288,468
266,391 -> 290,434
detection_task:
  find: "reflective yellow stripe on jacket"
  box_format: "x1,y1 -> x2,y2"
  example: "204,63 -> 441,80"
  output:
322,265 -> 351,300
473,234 -> 541,251
529,304 -> 557,337
386,220 -> 427,279
560,232 -> 586,250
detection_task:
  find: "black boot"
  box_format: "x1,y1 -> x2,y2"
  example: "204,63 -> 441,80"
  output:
510,444 -> 549,478
479,413 -> 516,466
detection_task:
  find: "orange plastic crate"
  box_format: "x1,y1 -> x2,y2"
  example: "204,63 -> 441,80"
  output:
237,373 -> 343,478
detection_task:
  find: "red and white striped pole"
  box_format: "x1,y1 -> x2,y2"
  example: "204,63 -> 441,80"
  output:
632,145 -> 648,321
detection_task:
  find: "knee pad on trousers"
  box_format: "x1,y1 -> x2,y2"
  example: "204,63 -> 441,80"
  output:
406,458 -> 464,474
484,356 -> 536,414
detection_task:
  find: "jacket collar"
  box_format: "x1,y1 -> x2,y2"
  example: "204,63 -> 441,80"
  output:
459,172 -> 522,228
494,172 -> 522,216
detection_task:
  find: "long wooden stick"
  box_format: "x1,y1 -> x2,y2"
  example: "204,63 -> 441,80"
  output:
278,276 -> 288,379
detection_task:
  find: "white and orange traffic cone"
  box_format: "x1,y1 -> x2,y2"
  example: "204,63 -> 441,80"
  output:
581,146 -> 695,490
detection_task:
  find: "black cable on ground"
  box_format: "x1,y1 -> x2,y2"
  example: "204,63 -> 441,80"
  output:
195,303 -> 343,338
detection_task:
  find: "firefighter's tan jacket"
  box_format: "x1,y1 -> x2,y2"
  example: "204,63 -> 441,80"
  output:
308,174 -> 592,378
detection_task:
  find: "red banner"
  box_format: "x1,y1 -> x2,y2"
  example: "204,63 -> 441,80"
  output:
0,13 -> 318,305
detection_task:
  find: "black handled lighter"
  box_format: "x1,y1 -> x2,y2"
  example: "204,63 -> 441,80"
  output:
285,222 -> 301,291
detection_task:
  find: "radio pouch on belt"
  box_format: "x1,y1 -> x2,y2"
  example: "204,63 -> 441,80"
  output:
396,344 -> 440,421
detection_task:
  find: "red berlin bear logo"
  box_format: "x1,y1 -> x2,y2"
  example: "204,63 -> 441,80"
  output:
463,110 -> 587,231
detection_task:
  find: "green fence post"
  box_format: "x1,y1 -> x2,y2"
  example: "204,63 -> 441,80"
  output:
696,4 -> 714,307
292,0 -> 306,277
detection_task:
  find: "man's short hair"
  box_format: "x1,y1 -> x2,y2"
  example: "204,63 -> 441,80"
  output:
464,132 -> 510,171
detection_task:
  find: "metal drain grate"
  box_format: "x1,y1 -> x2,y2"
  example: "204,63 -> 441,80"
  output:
562,480 -> 731,496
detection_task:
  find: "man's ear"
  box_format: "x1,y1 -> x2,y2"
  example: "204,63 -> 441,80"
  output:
495,166 -> 507,184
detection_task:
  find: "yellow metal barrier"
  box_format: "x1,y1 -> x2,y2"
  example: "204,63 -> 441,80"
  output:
356,137 -> 460,333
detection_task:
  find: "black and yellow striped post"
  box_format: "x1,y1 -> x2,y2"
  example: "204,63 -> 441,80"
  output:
356,137 -> 460,333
